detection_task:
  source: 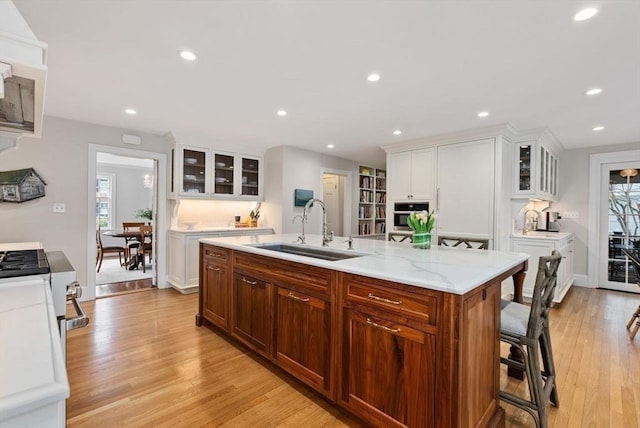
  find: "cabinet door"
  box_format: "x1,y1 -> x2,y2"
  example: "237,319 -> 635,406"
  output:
437,139 -> 494,239
181,147 -> 209,196
275,287 -> 331,395
515,142 -> 533,196
340,310 -> 436,428
202,259 -> 229,329
556,239 -> 574,300
410,148 -> 436,201
240,155 -> 261,198
387,151 -> 413,200
212,152 -> 235,196
511,239 -> 555,298
232,273 -> 271,354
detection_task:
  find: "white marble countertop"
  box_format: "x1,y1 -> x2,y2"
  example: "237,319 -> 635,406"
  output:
0,278 -> 69,424
200,234 -> 529,295
511,231 -> 573,240
169,226 -> 274,234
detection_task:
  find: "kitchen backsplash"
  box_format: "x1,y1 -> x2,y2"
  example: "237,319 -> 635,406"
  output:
171,199 -> 262,229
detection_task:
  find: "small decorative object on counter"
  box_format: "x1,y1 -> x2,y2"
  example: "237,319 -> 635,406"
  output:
407,210 -> 437,249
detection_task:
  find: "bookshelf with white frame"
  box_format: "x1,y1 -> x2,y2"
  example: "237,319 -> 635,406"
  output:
358,166 -> 386,236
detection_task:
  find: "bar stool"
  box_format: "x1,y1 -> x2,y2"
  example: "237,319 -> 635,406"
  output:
499,251 -> 562,428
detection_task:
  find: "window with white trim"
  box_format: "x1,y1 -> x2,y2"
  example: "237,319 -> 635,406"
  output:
96,174 -> 116,229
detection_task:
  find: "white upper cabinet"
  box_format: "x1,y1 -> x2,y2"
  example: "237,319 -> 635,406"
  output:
513,129 -> 562,201
169,145 -> 263,201
387,148 -> 436,201
436,139 -> 495,240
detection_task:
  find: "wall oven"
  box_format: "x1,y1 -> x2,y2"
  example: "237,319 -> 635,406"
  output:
393,202 -> 430,231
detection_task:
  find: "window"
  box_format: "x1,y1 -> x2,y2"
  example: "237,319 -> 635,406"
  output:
96,174 -> 116,229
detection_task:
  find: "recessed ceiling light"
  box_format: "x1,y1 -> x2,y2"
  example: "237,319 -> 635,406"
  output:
593,126 -> 605,131
585,88 -> 603,96
477,111 -> 489,118
124,108 -> 137,115
277,110 -> 287,116
179,50 -> 198,61
367,73 -> 380,82
393,130 -> 402,135
574,8 -> 598,21
327,144 -> 335,149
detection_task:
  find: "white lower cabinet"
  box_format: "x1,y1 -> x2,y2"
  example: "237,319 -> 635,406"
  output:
168,228 -> 274,294
511,233 -> 574,304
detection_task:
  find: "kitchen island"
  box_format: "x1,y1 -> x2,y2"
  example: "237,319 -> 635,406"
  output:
197,234 -> 528,428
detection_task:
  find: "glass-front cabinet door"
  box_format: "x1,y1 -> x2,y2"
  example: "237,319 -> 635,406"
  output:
213,153 -> 235,196
241,156 -> 260,197
181,147 -> 208,196
518,144 -> 532,192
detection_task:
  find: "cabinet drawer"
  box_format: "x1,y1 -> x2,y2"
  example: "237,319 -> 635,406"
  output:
235,252 -> 332,294
344,274 -> 438,326
202,245 -> 230,263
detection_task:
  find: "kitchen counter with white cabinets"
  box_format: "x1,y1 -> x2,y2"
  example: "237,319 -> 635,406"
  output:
0,278 -> 69,428
511,232 -> 574,303
168,227 -> 275,293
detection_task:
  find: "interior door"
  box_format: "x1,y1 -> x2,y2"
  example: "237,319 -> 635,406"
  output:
323,174 -> 343,236
599,162 -> 640,292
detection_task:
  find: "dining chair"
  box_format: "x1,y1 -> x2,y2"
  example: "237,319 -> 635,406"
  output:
499,251 -> 562,428
129,225 -> 153,273
622,249 -> 640,339
437,235 -> 489,249
122,221 -> 145,263
96,226 -> 125,273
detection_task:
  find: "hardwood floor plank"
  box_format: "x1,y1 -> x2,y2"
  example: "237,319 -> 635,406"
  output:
66,287 -> 640,428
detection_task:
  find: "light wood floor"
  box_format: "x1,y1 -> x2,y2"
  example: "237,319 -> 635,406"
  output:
66,286 -> 640,427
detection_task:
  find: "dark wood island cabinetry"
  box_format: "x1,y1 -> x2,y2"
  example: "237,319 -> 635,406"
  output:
197,238 -> 527,428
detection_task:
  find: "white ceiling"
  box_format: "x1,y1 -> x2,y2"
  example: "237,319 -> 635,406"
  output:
13,0 -> 640,167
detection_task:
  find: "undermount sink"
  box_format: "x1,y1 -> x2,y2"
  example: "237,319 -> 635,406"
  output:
250,243 -> 367,261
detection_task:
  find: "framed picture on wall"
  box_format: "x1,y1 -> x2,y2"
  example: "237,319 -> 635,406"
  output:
294,189 -> 313,207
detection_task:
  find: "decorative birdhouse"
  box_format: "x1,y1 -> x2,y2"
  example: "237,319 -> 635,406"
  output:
0,168 -> 47,202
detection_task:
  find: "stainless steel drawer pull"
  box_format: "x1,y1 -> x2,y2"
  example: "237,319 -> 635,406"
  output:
367,292 -> 402,305
287,292 -> 310,302
207,266 -> 222,272
242,277 -> 257,285
366,318 -> 400,334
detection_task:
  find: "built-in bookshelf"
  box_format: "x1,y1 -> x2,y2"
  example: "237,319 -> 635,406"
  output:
358,166 -> 386,236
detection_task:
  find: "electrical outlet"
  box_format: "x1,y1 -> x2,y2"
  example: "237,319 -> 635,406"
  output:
52,203 -> 66,213
562,211 -> 579,219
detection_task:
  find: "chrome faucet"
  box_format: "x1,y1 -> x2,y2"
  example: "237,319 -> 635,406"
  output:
292,214 -> 306,244
303,198 -> 333,246
523,209 -> 539,235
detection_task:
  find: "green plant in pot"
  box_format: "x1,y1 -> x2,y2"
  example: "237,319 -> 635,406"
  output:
135,208 -> 153,222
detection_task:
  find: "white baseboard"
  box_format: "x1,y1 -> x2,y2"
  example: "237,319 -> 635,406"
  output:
167,280 -> 199,294
572,274 -> 594,288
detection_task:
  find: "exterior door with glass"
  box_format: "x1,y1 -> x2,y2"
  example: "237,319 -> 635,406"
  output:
600,162 -> 640,292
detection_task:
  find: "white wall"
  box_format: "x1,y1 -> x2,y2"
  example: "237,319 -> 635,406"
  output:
264,145 -> 359,236
559,140 -> 640,279
0,116 -> 169,290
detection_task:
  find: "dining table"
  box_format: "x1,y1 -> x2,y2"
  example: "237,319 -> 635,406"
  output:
103,229 -> 152,269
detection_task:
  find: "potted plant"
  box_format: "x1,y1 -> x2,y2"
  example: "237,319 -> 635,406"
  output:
135,208 -> 153,223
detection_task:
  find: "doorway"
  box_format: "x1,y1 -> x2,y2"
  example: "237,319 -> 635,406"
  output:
588,149 -> 640,291
320,168 -> 353,238
95,152 -> 156,297
86,144 -> 168,301
323,174 -> 345,236
599,163 -> 640,292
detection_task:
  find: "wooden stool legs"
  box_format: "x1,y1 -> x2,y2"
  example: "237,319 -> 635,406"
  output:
628,305 -> 640,339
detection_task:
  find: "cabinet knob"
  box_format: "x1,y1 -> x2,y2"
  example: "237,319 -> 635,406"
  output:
241,277 -> 257,285
366,318 -> 400,334
207,266 -> 222,271
286,292 -> 310,303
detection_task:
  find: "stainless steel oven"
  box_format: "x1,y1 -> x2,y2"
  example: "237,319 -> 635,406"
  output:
393,202 -> 429,230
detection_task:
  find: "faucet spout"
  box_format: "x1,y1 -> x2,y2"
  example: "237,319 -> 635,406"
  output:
304,198 -> 332,246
